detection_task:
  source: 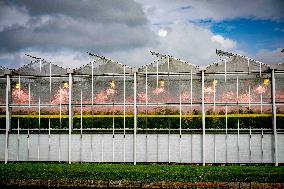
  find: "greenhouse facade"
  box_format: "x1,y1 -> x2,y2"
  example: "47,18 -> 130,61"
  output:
0,50 -> 283,165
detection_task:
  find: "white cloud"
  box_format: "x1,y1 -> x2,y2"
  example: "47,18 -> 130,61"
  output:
135,0 -> 284,24
211,35 -> 237,50
105,47 -> 154,68
255,48 -> 284,64
1,21 -> 239,68
151,21 -> 237,65
0,50 -> 91,69
158,29 -> 168,37
106,21 -> 239,67
1,0 -> 281,69
0,0 -> 156,54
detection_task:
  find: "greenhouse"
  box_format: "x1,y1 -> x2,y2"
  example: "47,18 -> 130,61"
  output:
0,50 -> 283,165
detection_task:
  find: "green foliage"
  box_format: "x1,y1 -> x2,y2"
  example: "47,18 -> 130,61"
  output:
11,118 -> 69,129
0,163 -> 283,183
9,108 -> 276,129
277,117 -> 284,129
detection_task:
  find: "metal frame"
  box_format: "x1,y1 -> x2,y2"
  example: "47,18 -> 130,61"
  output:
1,51 -> 283,166
271,69 -> 278,166
4,71 -> 11,163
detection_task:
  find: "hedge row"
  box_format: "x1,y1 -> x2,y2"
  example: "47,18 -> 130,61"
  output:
8,117 -> 278,129
4,108 -> 283,130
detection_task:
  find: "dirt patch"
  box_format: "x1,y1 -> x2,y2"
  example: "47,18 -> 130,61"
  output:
0,179 -> 283,188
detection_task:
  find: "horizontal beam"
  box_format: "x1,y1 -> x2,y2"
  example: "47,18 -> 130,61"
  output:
7,101 -> 283,107
2,113 -> 284,118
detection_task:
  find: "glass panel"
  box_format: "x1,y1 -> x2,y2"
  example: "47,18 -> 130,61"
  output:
276,73 -> 284,103
0,78 -> 6,130
277,105 -> 284,130
276,67 -> 284,129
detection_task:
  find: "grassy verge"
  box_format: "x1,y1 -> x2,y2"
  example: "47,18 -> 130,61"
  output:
0,163 -> 283,183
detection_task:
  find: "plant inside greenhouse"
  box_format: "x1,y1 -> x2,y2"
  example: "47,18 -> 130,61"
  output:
0,50 -> 283,165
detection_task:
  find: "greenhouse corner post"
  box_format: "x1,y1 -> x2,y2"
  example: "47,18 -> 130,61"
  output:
200,67 -> 206,166
4,70 -> 11,164
68,68 -> 74,164
133,69 -> 138,165
271,68 -> 278,166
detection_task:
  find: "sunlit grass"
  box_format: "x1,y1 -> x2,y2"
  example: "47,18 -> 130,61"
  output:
0,163 -> 283,182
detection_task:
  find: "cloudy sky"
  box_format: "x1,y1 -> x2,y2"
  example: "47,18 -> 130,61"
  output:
0,0 -> 283,69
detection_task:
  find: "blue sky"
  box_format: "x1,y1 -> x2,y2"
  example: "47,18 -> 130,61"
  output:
0,0 -> 283,68
210,19 -> 284,53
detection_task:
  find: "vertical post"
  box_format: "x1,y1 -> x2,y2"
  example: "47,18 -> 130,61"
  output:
260,93 -> 263,113
271,69 -> 278,166
249,128 -> 251,163
17,117 -> 19,161
167,57 -> 170,164
123,65 -> 126,162
48,63 -> 51,161
190,69 -> 193,108
48,119 -> 51,161
224,59 -> 227,82
213,80 -> 216,112
156,61 -> 159,88
179,95 -> 182,137
167,56 -> 170,72
237,76 -> 240,163
27,127 -> 30,161
259,62 -> 262,77
112,103 -> 115,162
261,129 -> 264,163
225,105 -> 228,163
247,58 -> 250,73
224,58 -> 228,163
91,61 -> 94,108
59,81 -> 62,162
39,59 -> 42,73
49,63 -> 52,93
91,61 -> 94,162
201,67 -> 206,166
28,84 -> 31,108
38,93 -> 40,161
237,119 -> 240,163
133,69 -> 137,165
145,66 -> 148,162
4,71 -> 11,164
237,76 -> 239,102
80,87 -> 83,162
39,60 -> 42,161
179,94 -> 182,163
67,69 -> 73,164
248,86 -> 251,109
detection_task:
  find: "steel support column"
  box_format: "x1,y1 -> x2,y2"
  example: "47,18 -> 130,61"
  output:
4,70 -> 11,164
123,65 -> 126,162
200,67 -> 206,166
68,69 -> 73,164
271,69 -> 278,166
133,69 -> 137,165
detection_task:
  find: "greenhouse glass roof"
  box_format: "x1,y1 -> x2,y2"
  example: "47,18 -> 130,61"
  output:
0,50 -> 283,75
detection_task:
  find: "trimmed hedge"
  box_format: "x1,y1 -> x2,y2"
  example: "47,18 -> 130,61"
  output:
6,108 -> 284,129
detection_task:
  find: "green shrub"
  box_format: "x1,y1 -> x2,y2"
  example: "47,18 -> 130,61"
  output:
8,108 -> 279,130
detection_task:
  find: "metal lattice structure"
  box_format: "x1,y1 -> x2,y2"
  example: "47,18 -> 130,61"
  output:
0,50 -> 283,165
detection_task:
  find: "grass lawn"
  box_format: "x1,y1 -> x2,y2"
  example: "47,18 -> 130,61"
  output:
0,163 -> 283,183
